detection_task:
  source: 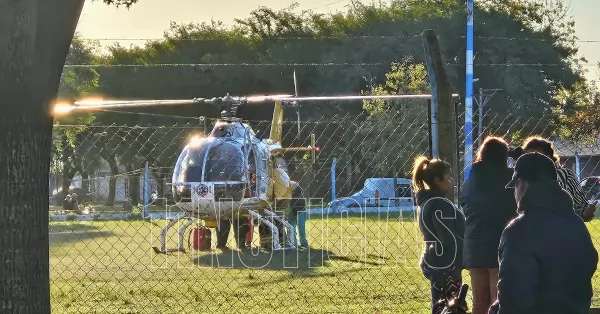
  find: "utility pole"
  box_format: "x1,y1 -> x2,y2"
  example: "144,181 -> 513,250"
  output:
473,88 -> 502,147
464,0 -> 474,181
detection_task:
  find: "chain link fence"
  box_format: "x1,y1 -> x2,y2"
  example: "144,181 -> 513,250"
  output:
50,101 -> 441,313
50,99 -> 600,312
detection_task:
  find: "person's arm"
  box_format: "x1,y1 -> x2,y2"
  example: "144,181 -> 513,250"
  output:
458,181 -> 472,218
495,225 -> 539,314
559,168 -> 594,221
430,198 -> 462,270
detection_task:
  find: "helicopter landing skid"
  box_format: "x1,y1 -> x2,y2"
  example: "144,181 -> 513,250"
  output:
152,247 -> 185,254
152,216 -> 195,254
248,209 -> 296,251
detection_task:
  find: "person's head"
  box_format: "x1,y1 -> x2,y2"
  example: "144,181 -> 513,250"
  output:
505,152 -> 558,203
508,146 -> 524,161
475,136 -> 510,167
521,136 -> 560,164
411,156 -> 453,194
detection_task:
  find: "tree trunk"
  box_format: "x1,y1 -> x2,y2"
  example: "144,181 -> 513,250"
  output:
345,161 -> 353,195
61,167 -> 77,197
106,155 -> 118,206
126,163 -> 139,205
0,0 -> 85,312
81,171 -> 90,194
152,169 -> 165,206
59,136 -> 76,197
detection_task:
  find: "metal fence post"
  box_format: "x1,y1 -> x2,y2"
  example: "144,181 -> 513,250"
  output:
331,157 -> 337,203
143,161 -> 149,218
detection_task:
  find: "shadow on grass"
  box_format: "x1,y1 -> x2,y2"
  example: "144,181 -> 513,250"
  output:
192,247 -> 387,286
308,211 -> 417,222
49,224 -> 113,245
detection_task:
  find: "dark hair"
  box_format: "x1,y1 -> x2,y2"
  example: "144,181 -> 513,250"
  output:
411,155 -> 452,192
475,136 -> 509,166
521,136 -> 560,163
508,146 -> 524,160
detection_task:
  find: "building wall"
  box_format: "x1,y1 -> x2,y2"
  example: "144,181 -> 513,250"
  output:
50,157 -> 168,202
561,156 -> 600,181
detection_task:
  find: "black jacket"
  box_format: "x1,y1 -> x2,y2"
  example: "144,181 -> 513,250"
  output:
489,181 -> 598,314
416,188 -> 465,271
459,162 -> 517,268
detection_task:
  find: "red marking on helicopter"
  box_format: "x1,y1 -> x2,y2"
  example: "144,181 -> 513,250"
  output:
195,184 -> 210,197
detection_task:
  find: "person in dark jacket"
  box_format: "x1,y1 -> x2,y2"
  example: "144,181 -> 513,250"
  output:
412,155 -> 465,314
488,152 -> 598,314
459,136 -> 517,314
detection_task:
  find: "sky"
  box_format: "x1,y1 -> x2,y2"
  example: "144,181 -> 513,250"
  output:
75,0 -> 600,82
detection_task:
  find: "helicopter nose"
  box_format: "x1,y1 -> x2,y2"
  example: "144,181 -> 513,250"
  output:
214,183 -> 245,202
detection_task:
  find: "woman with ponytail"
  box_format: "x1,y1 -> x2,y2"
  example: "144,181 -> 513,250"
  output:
412,156 -> 465,314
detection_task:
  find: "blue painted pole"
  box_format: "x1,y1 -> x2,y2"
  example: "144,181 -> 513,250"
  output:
464,0 -> 475,181
575,151 -> 581,181
143,161 -> 149,218
331,157 -> 337,203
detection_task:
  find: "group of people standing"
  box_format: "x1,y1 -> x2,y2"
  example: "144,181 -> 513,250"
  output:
413,135 -> 599,314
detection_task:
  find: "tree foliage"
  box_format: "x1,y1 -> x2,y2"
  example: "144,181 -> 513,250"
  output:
52,35 -> 101,198
58,0 -> 594,194
359,59 -> 431,176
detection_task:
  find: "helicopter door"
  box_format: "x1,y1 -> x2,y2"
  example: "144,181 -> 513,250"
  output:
253,142 -> 269,199
247,148 -> 258,197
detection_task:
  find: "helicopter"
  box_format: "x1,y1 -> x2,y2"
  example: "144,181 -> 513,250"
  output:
54,80 -> 457,253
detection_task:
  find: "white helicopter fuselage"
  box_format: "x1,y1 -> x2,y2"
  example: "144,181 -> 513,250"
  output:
171,120 -> 285,220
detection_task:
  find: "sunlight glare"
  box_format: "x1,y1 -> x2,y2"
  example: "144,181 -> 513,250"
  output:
188,135 -> 205,147
53,103 -> 75,115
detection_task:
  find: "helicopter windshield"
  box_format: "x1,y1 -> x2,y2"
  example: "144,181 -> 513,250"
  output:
173,139 -> 245,183
204,142 -> 244,181
173,141 -> 209,183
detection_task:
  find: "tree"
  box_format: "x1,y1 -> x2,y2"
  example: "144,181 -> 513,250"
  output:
359,59 -> 431,176
80,0 -> 588,199
52,34 -> 100,201
0,1 -> 132,311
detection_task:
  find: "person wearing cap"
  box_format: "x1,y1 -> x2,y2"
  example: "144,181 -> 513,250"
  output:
488,152 -> 598,314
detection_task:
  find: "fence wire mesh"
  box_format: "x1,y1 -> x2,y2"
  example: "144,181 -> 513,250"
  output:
49,101 -> 443,314
50,98 -> 600,313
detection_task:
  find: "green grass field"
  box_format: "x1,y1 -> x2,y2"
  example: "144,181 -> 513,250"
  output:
50,215 -> 600,313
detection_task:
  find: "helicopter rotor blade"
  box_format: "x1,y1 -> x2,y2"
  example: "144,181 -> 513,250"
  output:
244,94 -> 295,103
54,98 -> 204,114
274,94 -> 460,102
73,99 -> 202,107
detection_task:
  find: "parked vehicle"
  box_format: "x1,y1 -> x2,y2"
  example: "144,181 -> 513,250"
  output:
580,176 -> 600,202
327,177 -> 415,212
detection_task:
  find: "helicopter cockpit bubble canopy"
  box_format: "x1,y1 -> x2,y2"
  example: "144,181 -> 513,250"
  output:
172,137 -> 246,186
172,137 -> 248,205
